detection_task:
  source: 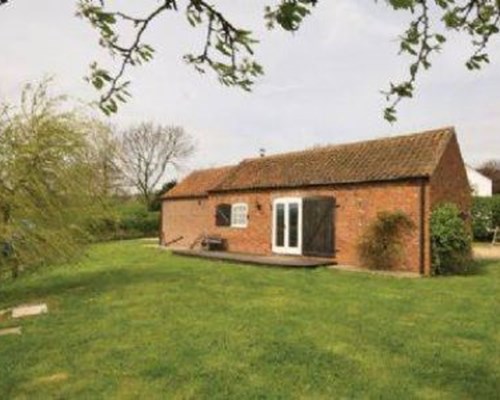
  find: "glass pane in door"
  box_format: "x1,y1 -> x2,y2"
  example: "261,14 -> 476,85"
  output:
289,203 -> 299,248
276,203 -> 285,247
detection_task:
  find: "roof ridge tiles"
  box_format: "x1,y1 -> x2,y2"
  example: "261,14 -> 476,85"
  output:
212,127 -> 455,193
240,126 -> 454,163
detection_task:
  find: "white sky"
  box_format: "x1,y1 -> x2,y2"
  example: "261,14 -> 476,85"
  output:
1,0 -> 499,179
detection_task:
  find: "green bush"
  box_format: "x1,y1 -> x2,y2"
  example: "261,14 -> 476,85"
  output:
119,209 -> 159,238
430,203 -> 472,275
149,180 -> 177,212
471,195 -> 500,241
492,196 -> 500,227
90,198 -> 159,241
357,211 -> 415,270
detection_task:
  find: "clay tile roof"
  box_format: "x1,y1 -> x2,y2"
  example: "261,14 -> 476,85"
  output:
163,165 -> 235,199
212,127 -> 455,192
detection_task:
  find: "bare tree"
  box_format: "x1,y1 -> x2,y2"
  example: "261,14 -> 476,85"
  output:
84,121 -> 123,197
119,122 -> 194,207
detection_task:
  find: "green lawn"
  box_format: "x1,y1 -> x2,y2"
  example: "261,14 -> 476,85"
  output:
0,241 -> 498,399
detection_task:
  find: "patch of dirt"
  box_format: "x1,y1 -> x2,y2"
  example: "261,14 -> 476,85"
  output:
142,244 -> 160,248
33,373 -> 68,385
0,309 -> 11,322
328,264 -> 421,278
139,237 -> 159,242
473,245 -> 500,260
12,303 -> 48,319
0,326 -> 21,336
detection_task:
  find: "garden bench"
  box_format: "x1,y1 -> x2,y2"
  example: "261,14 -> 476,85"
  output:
201,235 -> 227,251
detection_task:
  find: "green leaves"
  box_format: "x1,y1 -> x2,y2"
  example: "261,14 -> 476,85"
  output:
430,203 -> 472,275
184,3 -> 263,92
435,33 -> 446,44
387,0 -> 416,10
471,196 -> 500,240
357,210 -> 416,270
77,0 -> 177,115
77,1 -> 117,44
85,62 -> 130,116
75,0 -> 499,122
383,107 -> 398,124
466,53 -> 490,70
265,0 -> 317,30
383,0 -> 499,122
79,0 -> 266,114
87,63 -> 112,90
0,81 -> 110,278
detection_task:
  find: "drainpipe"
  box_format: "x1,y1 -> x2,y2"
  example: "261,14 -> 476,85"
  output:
419,179 -> 426,275
159,199 -> 164,246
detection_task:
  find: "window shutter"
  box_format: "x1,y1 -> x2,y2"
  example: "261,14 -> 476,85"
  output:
215,204 -> 232,226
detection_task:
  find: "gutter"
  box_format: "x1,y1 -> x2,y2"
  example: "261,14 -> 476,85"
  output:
159,199 -> 164,245
161,194 -> 209,201
209,175 -> 431,195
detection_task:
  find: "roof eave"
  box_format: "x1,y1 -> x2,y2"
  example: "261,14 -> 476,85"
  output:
162,194 -> 209,201
209,175 -> 431,194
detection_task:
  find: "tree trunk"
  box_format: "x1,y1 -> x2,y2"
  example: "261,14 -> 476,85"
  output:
11,260 -> 19,279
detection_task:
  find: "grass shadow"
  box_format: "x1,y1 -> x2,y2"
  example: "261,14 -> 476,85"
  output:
0,265 -> 185,308
459,259 -> 496,276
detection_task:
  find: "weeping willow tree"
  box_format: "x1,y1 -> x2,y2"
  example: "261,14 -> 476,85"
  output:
0,81 -> 112,280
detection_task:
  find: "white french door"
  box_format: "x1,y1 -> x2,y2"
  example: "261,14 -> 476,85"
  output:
272,198 -> 302,255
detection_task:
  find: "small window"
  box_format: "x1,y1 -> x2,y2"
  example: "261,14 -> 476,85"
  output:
215,203 -> 231,227
231,203 -> 248,228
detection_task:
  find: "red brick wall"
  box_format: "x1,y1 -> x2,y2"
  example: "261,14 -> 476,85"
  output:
161,197 -> 211,248
429,134 -> 471,212
163,181 -> 428,273
422,134 -> 471,275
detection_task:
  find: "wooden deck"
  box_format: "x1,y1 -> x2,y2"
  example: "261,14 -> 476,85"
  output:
172,249 -> 336,268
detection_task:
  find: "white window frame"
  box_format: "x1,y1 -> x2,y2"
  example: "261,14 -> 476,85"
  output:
231,203 -> 248,228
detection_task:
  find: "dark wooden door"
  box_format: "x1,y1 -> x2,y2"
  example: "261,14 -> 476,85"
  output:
302,196 -> 335,257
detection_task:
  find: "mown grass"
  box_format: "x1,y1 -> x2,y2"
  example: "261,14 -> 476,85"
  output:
0,240 -> 498,399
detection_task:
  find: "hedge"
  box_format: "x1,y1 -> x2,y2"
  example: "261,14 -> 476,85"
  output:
471,195 -> 500,241
90,199 -> 160,241
431,203 -> 472,275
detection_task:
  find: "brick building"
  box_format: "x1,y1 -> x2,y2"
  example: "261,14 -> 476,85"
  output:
161,127 -> 470,275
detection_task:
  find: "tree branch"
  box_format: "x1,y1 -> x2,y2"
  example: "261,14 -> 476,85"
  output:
383,0 -> 500,122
